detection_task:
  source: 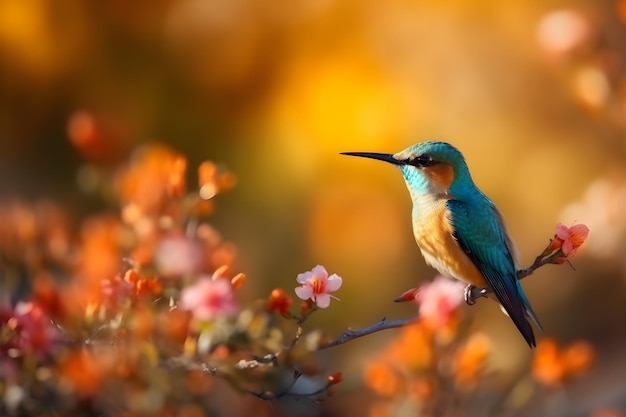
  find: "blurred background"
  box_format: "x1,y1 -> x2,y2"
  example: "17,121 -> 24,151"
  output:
1,0 -> 626,415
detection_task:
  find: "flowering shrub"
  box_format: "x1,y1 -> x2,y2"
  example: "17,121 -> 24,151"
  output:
0,143 -> 596,417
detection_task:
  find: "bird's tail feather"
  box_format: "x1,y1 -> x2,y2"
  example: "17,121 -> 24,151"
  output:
522,294 -> 544,333
513,308 -> 537,348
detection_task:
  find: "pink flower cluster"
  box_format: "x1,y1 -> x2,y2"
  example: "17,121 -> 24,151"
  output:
545,223 -> 590,263
394,276 -> 465,326
416,276 -> 465,327
1,302 -> 59,358
180,276 -> 238,321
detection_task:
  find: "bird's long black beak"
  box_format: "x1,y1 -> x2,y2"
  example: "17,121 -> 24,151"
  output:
340,152 -> 404,165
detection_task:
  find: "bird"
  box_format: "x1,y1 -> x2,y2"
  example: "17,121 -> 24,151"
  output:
341,141 -> 542,347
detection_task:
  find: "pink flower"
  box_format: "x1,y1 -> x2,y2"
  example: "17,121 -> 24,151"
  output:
155,235 -> 201,277
180,277 -> 238,320
294,265 -> 342,308
416,276 -> 465,326
554,223 -> 590,256
4,302 -> 59,357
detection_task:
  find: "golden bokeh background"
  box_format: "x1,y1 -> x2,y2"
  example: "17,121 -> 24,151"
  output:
1,0 -> 626,415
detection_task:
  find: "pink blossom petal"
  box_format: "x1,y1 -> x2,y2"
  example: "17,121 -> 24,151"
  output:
311,265 -> 328,278
562,240 -> 574,255
326,274 -> 343,292
570,224 -> 590,236
295,285 -> 313,300
555,223 -> 569,240
180,277 -> 238,320
296,271 -> 313,284
195,306 -> 212,320
315,293 -> 331,308
180,281 -> 206,309
416,276 -> 464,326
554,223 -> 589,257
155,236 -> 201,277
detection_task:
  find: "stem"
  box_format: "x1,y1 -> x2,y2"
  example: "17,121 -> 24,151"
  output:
317,317 -> 416,350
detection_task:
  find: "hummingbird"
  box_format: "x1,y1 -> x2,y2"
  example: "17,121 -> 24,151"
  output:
341,141 -> 542,347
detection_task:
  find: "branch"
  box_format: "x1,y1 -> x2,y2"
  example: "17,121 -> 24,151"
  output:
517,253 -> 563,280
317,316 -> 417,350
320,250 -> 568,351
468,251 -> 569,301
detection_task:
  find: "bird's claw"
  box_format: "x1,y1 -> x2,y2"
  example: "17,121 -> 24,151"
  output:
464,285 -> 476,305
464,284 -> 487,305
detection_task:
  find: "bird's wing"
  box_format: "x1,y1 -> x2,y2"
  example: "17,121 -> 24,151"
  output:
446,199 -> 537,347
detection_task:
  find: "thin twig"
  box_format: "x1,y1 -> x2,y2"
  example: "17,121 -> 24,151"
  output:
236,353 -> 279,370
477,252 -> 562,299
317,317 -> 417,350
234,326 -> 304,369
517,255 -> 555,280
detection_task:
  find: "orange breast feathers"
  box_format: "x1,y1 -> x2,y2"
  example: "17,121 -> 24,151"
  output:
412,202 -> 488,288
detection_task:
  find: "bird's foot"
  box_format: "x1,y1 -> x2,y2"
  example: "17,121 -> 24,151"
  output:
464,284 -> 488,305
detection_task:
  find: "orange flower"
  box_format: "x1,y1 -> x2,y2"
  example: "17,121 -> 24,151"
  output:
124,270 -> 162,298
78,215 -> 122,290
33,273 -> 66,321
198,161 -> 237,200
158,308 -> 191,346
368,403 -> 392,417
267,289 -> 293,316
364,360 -> 402,397
532,339 -> 595,387
169,155 -> 187,198
130,304 -> 155,341
454,333 -> 491,387
388,322 -> 433,370
562,340 -> 595,376
58,350 -> 113,396
408,377 -> 435,402
533,339 -> 566,387
67,110 -> 126,162
115,145 -> 188,214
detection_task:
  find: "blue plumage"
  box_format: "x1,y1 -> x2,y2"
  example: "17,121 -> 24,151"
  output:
447,198 -> 538,347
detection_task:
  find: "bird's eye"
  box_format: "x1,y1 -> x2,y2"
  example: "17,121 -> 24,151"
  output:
409,154 -> 435,167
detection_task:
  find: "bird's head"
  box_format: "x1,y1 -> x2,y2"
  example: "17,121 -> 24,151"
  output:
341,141 -> 474,198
